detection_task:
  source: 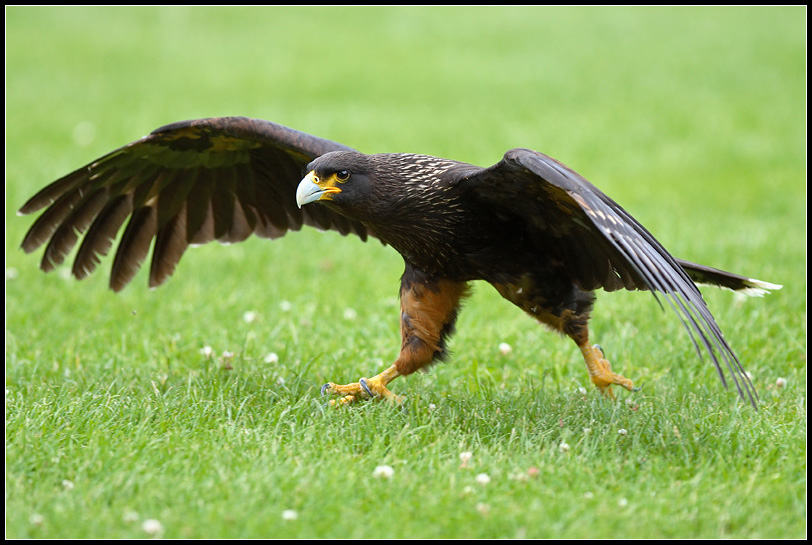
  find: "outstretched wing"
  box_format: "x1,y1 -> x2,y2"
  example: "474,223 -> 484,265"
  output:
459,148 -> 757,406
19,117 -> 374,291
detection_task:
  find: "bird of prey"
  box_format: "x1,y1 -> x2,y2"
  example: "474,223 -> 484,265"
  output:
18,116 -> 781,407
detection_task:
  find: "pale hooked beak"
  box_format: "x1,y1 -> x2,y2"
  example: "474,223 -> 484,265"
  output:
295,171 -> 340,208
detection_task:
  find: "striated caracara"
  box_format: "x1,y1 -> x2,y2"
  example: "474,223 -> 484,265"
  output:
18,117 -> 781,407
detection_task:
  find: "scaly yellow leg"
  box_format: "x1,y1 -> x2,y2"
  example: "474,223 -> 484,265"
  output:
321,364 -> 405,406
578,343 -> 635,398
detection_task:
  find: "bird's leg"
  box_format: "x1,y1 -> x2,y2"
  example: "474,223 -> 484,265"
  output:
576,340 -> 635,398
563,310 -> 636,397
493,277 -> 635,398
321,266 -> 470,407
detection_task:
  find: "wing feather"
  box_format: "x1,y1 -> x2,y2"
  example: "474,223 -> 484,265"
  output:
22,184 -> 86,255
210,169 -> 236,240
461,148 -> 757,406
150,205 -> 188,288
41,187 -> 110,271
111,206 -> 158,291
19,117 -> 375,290
72,194 -> 134,279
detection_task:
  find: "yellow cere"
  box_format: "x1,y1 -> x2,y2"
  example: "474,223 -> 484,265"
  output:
309,171 -> 344,200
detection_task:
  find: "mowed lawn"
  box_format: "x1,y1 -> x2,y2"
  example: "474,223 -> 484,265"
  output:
5,6 -> 806,539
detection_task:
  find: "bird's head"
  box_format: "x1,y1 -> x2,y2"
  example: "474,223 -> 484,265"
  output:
296,151 -> 374,211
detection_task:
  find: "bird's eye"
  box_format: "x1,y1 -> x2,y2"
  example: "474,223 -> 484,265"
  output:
336,170 -> 350,182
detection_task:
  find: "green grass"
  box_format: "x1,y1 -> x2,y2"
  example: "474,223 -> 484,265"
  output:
5,6 -> 806,539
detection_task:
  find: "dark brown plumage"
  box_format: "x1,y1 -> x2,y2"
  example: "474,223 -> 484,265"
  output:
18,116 -> 781,407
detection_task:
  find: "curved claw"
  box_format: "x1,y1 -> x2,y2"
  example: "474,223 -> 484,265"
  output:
579,342 -> 635,395
359,378 -> 374,399
319,365 -> 402,406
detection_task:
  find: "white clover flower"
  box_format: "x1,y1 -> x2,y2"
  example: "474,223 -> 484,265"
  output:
6,267 -> 18,280
618,428 -> 628,436
343,308 -> 357,320
372,465 -> 395,479
29,513 -> 44,526
577,387 -> 587,395
72,120 -> 96,147
776,377 -> 787,388
142,519 -> 164,536
559,442 -> 570,453
618,497 -> 629,507
281,509 -> 298,521
279,300 -> 292,312
61,479 -> 74,491
498,342 -> 512,355
264,352 -> 279,364
459,451 -> 473,467
200,345 -> 213,358
122,509 -> 139,523
242,310 -> 258,323
475,473 -> 491,485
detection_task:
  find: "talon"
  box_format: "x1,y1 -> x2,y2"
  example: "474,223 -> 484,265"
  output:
594,344 -> 605,357
359,378 -> 374,398
319,364 -> 403,407
579,342 -> 635,398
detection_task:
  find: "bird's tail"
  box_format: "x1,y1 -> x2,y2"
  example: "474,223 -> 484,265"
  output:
678,259 -> 782,297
